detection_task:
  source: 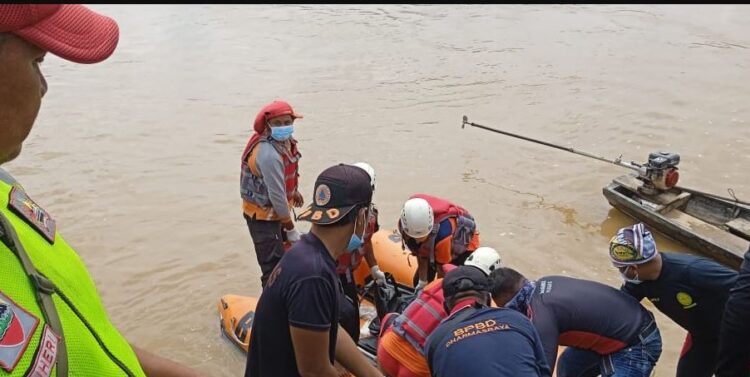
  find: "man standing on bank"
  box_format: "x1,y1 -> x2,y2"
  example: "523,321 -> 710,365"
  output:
608,223 -> 738,377
240,100 -> 304,288
1,4 -> 207,376
245,164 -> 382,377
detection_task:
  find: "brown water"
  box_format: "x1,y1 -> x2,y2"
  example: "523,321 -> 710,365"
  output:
5,4 -> 750,376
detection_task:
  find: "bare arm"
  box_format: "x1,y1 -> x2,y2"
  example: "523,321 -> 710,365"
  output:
289,326 -> 340,377
363,241 -> 377,268
334,325 -> 383,377
132,345 -> 209,377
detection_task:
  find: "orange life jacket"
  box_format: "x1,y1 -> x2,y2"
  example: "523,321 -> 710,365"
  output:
399,194 -> 476,262
240,133 -> 301,219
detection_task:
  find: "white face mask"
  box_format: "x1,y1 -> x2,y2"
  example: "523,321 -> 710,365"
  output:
620,266 -> 642,284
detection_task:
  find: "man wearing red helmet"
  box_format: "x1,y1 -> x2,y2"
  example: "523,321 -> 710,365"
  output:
240,100 -> 305,288
1,4 -> 206,376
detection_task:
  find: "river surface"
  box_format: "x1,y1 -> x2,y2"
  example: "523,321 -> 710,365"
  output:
6,4 -> 750,376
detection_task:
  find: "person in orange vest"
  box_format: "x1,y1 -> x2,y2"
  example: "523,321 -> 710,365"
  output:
398,194 -> 481,290
240,100 -> 305,288
376,247 -> 501,377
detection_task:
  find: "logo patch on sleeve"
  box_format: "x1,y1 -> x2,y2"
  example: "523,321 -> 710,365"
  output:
0,291 -> 40,372
28,325 -> 59,377
7,186 -> 56,244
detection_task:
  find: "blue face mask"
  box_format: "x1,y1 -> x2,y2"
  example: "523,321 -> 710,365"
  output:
346,208 -> 367,252
270,125 -> 294,141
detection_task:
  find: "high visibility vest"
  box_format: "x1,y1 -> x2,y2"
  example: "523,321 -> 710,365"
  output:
0,169 -> 145,376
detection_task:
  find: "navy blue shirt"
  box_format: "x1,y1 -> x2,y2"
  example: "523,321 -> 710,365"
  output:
426,305 -> 552,377
529,276 -> 654,368
717,246 -> 750,375
245,233 -> 340,377
622,252 -> 738,340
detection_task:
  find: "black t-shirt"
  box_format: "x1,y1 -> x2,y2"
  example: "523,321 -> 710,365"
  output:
530,276 -> 654,366
621,252 -> 738,340
245,233 -> 340,377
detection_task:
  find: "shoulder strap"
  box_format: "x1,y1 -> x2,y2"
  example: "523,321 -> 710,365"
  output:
0,212 -> 68,376
426,305 -> 479,375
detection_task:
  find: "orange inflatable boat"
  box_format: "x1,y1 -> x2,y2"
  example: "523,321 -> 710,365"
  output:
217,229 -> 416,354
217,229 -> 565,375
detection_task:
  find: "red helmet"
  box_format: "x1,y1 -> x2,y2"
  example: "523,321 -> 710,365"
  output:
252,100 -> 303,134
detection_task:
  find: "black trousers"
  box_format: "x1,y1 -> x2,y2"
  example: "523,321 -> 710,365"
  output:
717,248 -> 750,377
675,333 -> 720,377
338,272 -> 360,343
244,214 -> 285,288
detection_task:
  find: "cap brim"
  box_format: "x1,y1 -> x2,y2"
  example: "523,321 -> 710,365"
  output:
296,204 -> 357,225
14,4 -> 119,64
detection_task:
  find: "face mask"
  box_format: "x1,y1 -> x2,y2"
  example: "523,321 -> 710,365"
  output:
346,208 -> 367,252
270,125 -> 294,141
621,266 -> 642,284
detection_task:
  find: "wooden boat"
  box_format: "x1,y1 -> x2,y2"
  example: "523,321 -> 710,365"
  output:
603,174 -> 750,269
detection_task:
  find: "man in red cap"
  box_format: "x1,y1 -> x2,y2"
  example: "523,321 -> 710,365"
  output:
1,5 -> 206,376
240,100 -> 304,288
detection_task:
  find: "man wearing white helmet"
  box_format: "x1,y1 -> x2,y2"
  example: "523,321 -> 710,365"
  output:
336,162 -> 387,343
376,247 -> 501,377
399,194 -> 481,290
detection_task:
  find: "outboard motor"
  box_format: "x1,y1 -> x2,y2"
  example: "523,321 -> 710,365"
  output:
637,151 -> 680,195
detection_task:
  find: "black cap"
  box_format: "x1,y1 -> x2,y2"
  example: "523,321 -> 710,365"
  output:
442,265 -> 489,300
296,164 -> 373,225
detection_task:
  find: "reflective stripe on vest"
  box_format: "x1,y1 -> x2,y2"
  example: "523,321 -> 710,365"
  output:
391,279 -> 447,354
240,133 -> 301,207
0,170 -> 145,376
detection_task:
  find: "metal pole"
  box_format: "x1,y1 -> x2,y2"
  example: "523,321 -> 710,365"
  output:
462,116 -> 639,170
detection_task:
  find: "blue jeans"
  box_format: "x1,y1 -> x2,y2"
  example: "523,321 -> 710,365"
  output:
557,327 -> 662,377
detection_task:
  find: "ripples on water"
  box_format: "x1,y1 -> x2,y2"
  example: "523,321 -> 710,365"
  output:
5,4 -> 749,375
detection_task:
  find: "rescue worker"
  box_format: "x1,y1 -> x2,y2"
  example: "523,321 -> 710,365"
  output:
717,244 -> 750,377
337,162 -> 386,343
0,5 -> 207,376
490,268 -> 662,377
398,194 -> 480,290
377,247 -> 501,377
607,223 -> 738,377
246,164 -> 382,377
240,99 -> 304,288
424,265 -> 551,377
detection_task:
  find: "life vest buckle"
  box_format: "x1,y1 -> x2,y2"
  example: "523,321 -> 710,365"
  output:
31,273 -> 57,295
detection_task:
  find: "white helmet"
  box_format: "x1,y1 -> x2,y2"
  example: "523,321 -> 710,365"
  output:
353,162 -> 376,191
465,247 -> 502,275
400,198 -> 434,239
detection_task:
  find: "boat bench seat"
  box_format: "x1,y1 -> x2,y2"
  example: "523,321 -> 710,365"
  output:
727,217 -> 750,241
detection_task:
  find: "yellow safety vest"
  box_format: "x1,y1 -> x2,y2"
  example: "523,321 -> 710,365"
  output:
0,169 -> 145,376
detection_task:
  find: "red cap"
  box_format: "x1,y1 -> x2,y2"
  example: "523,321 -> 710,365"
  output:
0,4 -> 119,64
253,100 -> 303,134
